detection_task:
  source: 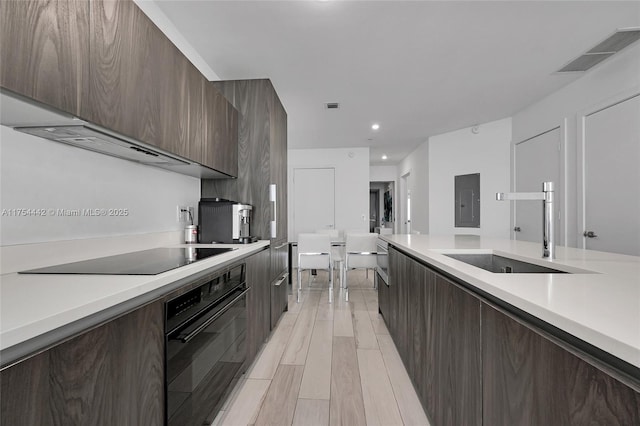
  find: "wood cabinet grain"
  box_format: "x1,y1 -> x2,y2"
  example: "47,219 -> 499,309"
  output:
0,0 -> 89,116
270,89 -> 288,244
88,0 -> 166,149
246,247 -> 272,364
270,242 -> 289,329
204,79 -> 288,280
482,303 -> 640,425
433,274 -> 482,426
388,247 -> 409,365
203,82 -> 238,176
0,301 -> 164,426
407,261 -> 436,419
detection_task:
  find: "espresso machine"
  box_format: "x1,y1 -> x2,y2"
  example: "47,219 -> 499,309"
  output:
198,198 -> 258,244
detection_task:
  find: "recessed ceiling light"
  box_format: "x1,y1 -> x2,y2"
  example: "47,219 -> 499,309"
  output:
371,123 -> 380,130
381,154 -> 388,160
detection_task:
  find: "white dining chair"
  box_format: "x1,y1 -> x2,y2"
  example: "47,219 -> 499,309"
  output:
315,228 -> 344,286
343,233 -> 378,301
297,233 -> 333,303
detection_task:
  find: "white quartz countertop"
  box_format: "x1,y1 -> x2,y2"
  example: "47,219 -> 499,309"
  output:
0,240 -> 270,362
380,235 -> 640,368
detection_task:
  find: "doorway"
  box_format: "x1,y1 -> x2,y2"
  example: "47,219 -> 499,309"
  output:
369,190 -> 379,232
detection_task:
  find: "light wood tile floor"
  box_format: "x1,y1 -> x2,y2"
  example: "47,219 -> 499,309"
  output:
215,270 -> 431,426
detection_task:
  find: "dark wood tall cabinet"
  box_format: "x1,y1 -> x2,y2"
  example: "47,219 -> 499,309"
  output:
0,0 -> 90,117
204,79 -> 289,327
0,302 -> 164,426
205,79 -> 287,250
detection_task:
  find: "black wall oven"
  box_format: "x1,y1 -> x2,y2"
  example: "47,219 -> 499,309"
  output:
165,264 -> 248,425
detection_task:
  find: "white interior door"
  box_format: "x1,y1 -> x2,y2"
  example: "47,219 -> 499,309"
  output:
401,172 -> 411,234
515,128 -> 561,244
583,94 -> 640,256
293,168 -> 335,238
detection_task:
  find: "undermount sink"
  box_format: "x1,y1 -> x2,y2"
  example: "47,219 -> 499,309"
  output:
444,253 -> 568,274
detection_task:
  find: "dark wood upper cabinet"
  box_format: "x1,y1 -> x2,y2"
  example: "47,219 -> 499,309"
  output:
88,0 -> 236,174
0,0 -> 90,117
203,82 -> 238,177
482,303 -> 640,425
88,0 -> 194,158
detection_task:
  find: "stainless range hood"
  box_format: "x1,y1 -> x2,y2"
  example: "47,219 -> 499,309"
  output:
0,89 -> 232,178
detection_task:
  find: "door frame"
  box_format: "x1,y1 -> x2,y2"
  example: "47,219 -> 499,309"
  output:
577,86 -> 640,250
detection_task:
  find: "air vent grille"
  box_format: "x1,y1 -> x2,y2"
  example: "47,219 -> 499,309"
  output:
325,102 -> 340,109
556,28 -> 640,73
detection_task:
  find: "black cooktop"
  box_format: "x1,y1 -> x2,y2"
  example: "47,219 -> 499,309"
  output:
19,247 -> 237,275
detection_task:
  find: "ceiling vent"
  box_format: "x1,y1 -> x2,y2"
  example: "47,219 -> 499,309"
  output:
325,102 -> 340,109
556,27 -> 640,73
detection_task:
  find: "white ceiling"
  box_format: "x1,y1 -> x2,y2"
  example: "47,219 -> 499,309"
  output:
152,1 -> 640,165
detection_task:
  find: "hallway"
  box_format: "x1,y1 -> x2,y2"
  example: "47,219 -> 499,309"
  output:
215,269 -> 430,426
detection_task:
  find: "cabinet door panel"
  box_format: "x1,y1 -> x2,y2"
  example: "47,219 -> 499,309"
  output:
246,248 -> 271,364
408,262 -> 436,417
270,88 -> 288,242
0,0 -> 89,116
388,247 -> 409,365
0,302 -> 164,425
89,0 -> 203,163
482,304 -> 640,425
204,82 -> 238,176
434,274 -> 481,426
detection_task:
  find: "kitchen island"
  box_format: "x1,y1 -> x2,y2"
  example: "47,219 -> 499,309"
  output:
379,234 -> 640,425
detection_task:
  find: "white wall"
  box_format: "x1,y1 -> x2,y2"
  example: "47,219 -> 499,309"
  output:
428,118 -> 512,238
398,141 -> 429,234
0,126 -> 200,246
370,165 -> 397,182
288,147 -> 369,238
512,42 -> 640,247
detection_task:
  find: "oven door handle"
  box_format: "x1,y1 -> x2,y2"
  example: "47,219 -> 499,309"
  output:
174,287 -> 250,344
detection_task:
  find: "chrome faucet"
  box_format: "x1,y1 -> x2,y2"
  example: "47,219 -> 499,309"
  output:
496,181 -> 555,259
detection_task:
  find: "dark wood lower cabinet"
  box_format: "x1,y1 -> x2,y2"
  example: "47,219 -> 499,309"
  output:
246,247 -> 272,364
385,247 -> 638,426
0,302 -> 164,426
407,262 -> 436,420
482,304 -> 640,425
433,274 -> 482,426
388,247 -> 409,365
